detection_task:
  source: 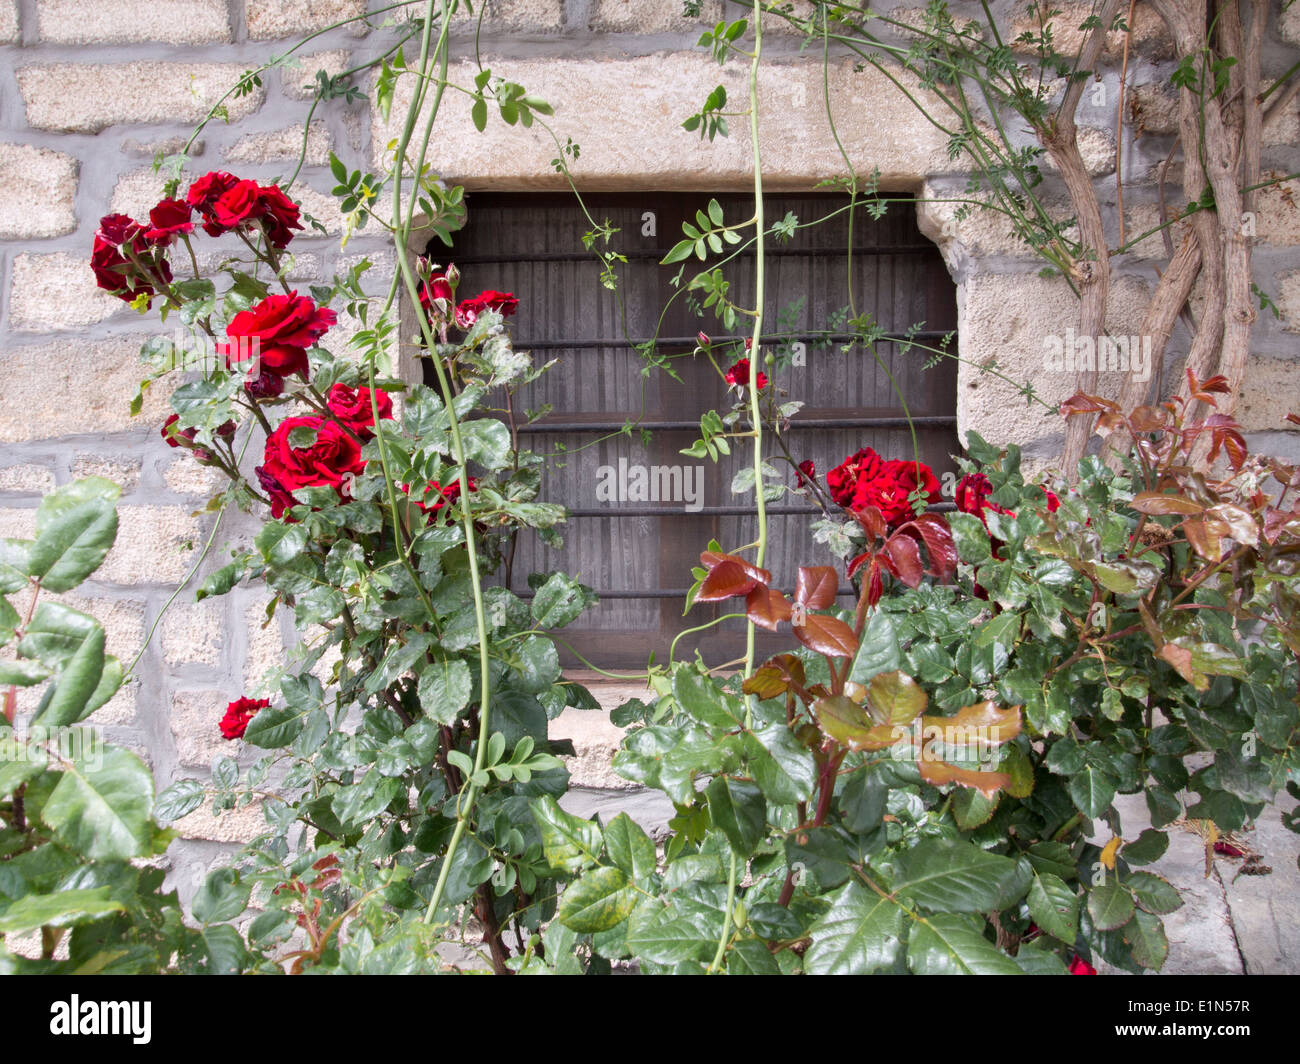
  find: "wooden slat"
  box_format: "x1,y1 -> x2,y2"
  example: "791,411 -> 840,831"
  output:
427,192 -> 959,667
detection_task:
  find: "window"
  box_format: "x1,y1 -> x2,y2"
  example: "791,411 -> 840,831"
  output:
424,192 -> 958,667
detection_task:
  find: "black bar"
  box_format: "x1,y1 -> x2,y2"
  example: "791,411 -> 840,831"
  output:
517,415 -> 957,433
513,331 -> 951,350
449,244 -> 938,265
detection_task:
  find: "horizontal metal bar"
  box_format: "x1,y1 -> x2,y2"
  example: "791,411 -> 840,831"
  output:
558,502 -> 956,517
510,587 -> 860,600
517,415 -> 957,433
450,245 -> 938,266
513,330 -> 951,351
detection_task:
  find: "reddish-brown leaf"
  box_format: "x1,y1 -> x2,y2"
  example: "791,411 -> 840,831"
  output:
851,505 -> 888,540
1128,405 -> 1167,433
696,559 -> 758,602
1182,516 -> 1224,562
881,532 -> 924,587
1060,393 -> 1114,416
793,613 -> 858,658
742,665 -> 789,700
847,550 -> 872,579
1131,491 -> 1204,516
917,757 -> 1012,799
795,566 -> 838,609
746,585 -> 794,631
920,701 -> 1022,746
699,550 -> 772,587
906,514 -> 958,582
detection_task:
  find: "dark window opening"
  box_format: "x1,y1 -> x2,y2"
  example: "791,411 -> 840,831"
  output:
423,192 -> 959,668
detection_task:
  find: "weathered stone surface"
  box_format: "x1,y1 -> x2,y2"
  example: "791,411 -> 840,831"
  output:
919,184 -> 1076,259
374,54 -> 956,189
246,0 -> 367,40
170,689 -> 231,769
953,272 -> 1152,454
174,800 -> 269,844
1278,268 -> 1300,334
17,63 -> 263,134
1010,1 -> 1173,60
1220,796 -> 1300,974
0,465 -> 56,494
1044,125 -> 1116,177
1254,178 -> 1300,246
72,454 -> 142,494
111,167 -> 186,222
590,0 -> 718,32
1127,82 -> 1180,137
9,253 -> 124,331
0,335 -> 174,442
0,0 -> 16,42
244,596 -> 289,692
281,50 -> 351,100
551,706 -> 633,790
0,144 -> 78,239
163,456 -> 224,497
1238,355 -> 1300,432
161,599 -> 225,666
227,122 -> 332,166
466,0 -> 563,32
34,0 -> 230,43
98,505 -> 204,585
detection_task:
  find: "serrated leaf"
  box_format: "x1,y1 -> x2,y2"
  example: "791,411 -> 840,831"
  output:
28,478 -> 120,591
41,745 -> 154,860
1127,871 -> 1182,915
1123,907 -> 1168,970
1086,880 -> 1135,931
0,888 -> 124,934
1027,873 -> 1078,944
706,775 -> 765,855
532,795 -> 601,874
883,838 -> 1030,913
558,866 -> 638,933
907,914 -> 1022,975
605,812 -> 656,882
804,882 -> 906,974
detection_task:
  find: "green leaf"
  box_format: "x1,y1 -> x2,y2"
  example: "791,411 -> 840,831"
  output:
1068,764 -> 1118,817
532,795 -> 602,873
0,538 -> 32,593
1121,828 -> 1169,866
41,745 -> 154,860
461,418 -> 511,470
558,866 -> 638,933
626,913 -> 712,965
416,656 -> 472,725
255,520 -> 309,567
201,923 -> 247,974
604,812 -> 656,882
241,705 -> 305,749
192,867 -> 252,924
27,478 -> 120,591
0,659 -> 51,686
1127,871 -> 1182,915
1123,907 -> 1168,970
531,571 -> 592,629
32,625 -> 105,728
18,602 -> 101,670
673,668 -> 742,730
1011,941 -> 1069,974
883,838 -> 1030,913
804,882 -> 906,974
155,779 -> 205,822
727,936 -> 782,975
907,914 -> 1022,974
0,888 -> 124,934
1027,873 -> 1078,945
748,722 -> 816,805
706,776 -> 765,855
1087,880 -> 1135,931
1025,841 -> 1076,881
848,608 -> 900,684
948,511 -> 992,564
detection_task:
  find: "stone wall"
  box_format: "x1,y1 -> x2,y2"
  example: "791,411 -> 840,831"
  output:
1,0 -> 1299,902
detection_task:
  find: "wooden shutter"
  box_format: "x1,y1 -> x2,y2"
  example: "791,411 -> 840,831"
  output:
426,192 -> 958,667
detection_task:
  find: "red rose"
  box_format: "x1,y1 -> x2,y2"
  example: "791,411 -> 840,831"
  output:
220,292 -> 337,381
187,171 -> 240,236
262,415 -> 366,509
212,178 -> 263,229
796,459 -> 816,488
144,198 -> 195,246
1041,486 -> 1061,513
454,290 -> 519,330
725,358 -> 768,391
827,448 -> 939,525
406,477 -> 477,525
245,371 -> 285,399
91,214 -> 171,305
220,696 -> 269,740
1068,955 -> 1097,975
256,465 -> 299,521
257,183 -> 303,249
418,267 -> 454,319
326,383 -> 393,440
